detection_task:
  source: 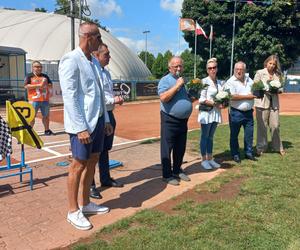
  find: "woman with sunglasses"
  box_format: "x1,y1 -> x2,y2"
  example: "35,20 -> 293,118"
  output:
198,58 -> 224,170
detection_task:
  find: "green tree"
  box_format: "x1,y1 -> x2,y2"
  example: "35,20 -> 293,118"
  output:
55,0 -> 107,31
182,0 -> 300,79
34,8 -> 47,12
138,51 -> 155,72
180,49 -> 202,79
151,53 -> 165,79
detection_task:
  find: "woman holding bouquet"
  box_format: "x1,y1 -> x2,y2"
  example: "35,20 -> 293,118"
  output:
254,55 -> 285,156
198,58 -> 223,170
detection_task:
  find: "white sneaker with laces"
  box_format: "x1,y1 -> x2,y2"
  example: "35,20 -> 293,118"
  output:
208,159 -> 221,169
67,209 -> 92,230
80,202 -> 110,215
201,160 -> 212,170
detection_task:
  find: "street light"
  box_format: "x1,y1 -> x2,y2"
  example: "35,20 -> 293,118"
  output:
142,30 -> 150,67
230,0 -> 237,76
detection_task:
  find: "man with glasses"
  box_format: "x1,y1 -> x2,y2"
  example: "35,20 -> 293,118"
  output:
225,61 -> 257,163
89,43 -> 124,200
59,22 -> 110,230
158,56 -> 193,186
24,61 -> 53,135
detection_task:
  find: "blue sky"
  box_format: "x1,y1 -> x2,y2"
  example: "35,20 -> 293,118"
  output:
1,0 -> 190,56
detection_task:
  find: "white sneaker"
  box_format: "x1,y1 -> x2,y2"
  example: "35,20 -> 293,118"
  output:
80,202 -> 110,215
208,159 -> 221,169
67,210 -> 92,230
201,160 -> 212,170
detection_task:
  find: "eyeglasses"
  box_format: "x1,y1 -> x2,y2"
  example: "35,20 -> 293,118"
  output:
171,65 -> 183,68
207,66 -> 217,70
33,66 -> 42,68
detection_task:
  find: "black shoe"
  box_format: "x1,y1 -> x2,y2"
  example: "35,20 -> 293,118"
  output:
233,155 -> 241,163
101,178 -> 124,188
44,129 -> 54,135
89,187 -> 102,199
245,154 -> 258,161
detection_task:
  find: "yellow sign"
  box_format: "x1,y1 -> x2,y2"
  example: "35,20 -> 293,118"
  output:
12,101 -> 35,124
6,101 -> 43,149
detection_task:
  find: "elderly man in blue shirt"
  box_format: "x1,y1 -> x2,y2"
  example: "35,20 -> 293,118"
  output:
158,56 -> 193,186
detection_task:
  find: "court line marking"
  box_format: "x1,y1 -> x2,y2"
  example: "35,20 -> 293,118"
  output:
19,128 -> 203,165
42,147 -> 63,156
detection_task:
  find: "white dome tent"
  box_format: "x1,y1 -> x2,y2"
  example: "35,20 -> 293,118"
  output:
0,9 -> 151,81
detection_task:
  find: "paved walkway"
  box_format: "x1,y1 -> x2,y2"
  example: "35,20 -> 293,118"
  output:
0,140 -> 224,250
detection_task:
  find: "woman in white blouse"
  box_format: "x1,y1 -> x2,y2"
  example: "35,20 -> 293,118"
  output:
198,58 -> 224,170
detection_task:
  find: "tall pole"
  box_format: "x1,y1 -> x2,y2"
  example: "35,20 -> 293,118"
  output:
70,0 -> 75,50
230,0 -> 237,76
178,17 -> 181,53
194,32 -> 197,78
142,30 -> 150,67
209,25 -> 213,58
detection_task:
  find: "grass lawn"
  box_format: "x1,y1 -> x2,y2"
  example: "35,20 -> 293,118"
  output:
73,116 -> 300,250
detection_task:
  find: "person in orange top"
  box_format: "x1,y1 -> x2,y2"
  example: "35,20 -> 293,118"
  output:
24,61 -> 54,135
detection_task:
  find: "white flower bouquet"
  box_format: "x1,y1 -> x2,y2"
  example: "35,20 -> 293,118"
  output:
267,79 -> 282,94
213,89 -> 231,107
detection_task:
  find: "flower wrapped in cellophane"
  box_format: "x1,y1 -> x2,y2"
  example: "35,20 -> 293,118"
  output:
251,80 -> 265,98
213,89 -> 231,107
266,79 -> 283,94
185,78 -> 209,99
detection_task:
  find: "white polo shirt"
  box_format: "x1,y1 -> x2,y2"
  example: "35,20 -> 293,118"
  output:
225,75 -> 254,111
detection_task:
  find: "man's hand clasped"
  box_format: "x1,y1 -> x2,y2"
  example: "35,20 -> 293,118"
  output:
77,130 -> 91,144
105,123 -> 114,136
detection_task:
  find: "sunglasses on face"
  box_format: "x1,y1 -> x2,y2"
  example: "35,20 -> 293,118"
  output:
207,66 -> 217,70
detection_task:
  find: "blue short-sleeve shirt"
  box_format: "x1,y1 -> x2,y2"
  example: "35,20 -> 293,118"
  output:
158,73 -> 192,119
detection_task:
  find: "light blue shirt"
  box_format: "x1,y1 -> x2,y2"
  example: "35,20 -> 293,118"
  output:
158,73 -> 192,119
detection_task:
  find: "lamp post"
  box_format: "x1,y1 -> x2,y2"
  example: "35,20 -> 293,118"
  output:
69,0 -> 76,50
142,30 -> 150,67
230,0 -> 237,76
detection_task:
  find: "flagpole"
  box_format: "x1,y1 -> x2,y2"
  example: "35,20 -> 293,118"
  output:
194,32 -> 197,78
230,0 -> 237,76
178,17 -> 181,53
209,25 -> 213,58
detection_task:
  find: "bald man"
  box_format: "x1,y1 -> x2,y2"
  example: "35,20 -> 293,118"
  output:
158,56 -> 193,186
59,22 -> 111,230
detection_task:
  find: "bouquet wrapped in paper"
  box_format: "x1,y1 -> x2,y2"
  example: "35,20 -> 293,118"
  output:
251,80 -> 265,98
266,79 -> 283,94
213,89 -> 231,107
185,78 -> 209,99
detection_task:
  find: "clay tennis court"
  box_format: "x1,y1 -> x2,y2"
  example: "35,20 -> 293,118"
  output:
0,93 -> 299,250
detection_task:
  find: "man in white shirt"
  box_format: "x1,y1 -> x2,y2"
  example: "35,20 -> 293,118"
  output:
90,43 -> 124,199
226,61 -> 257,163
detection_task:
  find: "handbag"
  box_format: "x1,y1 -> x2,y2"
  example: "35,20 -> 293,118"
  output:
199,103 -> 213,112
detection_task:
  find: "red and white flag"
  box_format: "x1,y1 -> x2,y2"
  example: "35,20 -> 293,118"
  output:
180,18 -> 195,31
195,22 -> 208,39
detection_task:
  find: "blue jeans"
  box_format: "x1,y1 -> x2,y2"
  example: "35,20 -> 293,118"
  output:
200,122 -> 218,156
229,107 -> 254,157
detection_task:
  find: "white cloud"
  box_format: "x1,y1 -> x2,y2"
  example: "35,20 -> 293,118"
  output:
87,0 -> 122,18
117,37 -> 145,53
160,0 -> 183,16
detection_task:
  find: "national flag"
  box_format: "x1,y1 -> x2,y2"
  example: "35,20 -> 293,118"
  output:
209,25 -> 213,40
179,18 -> 195,31
195,22 -> 208,39
6,101 -> 43,149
